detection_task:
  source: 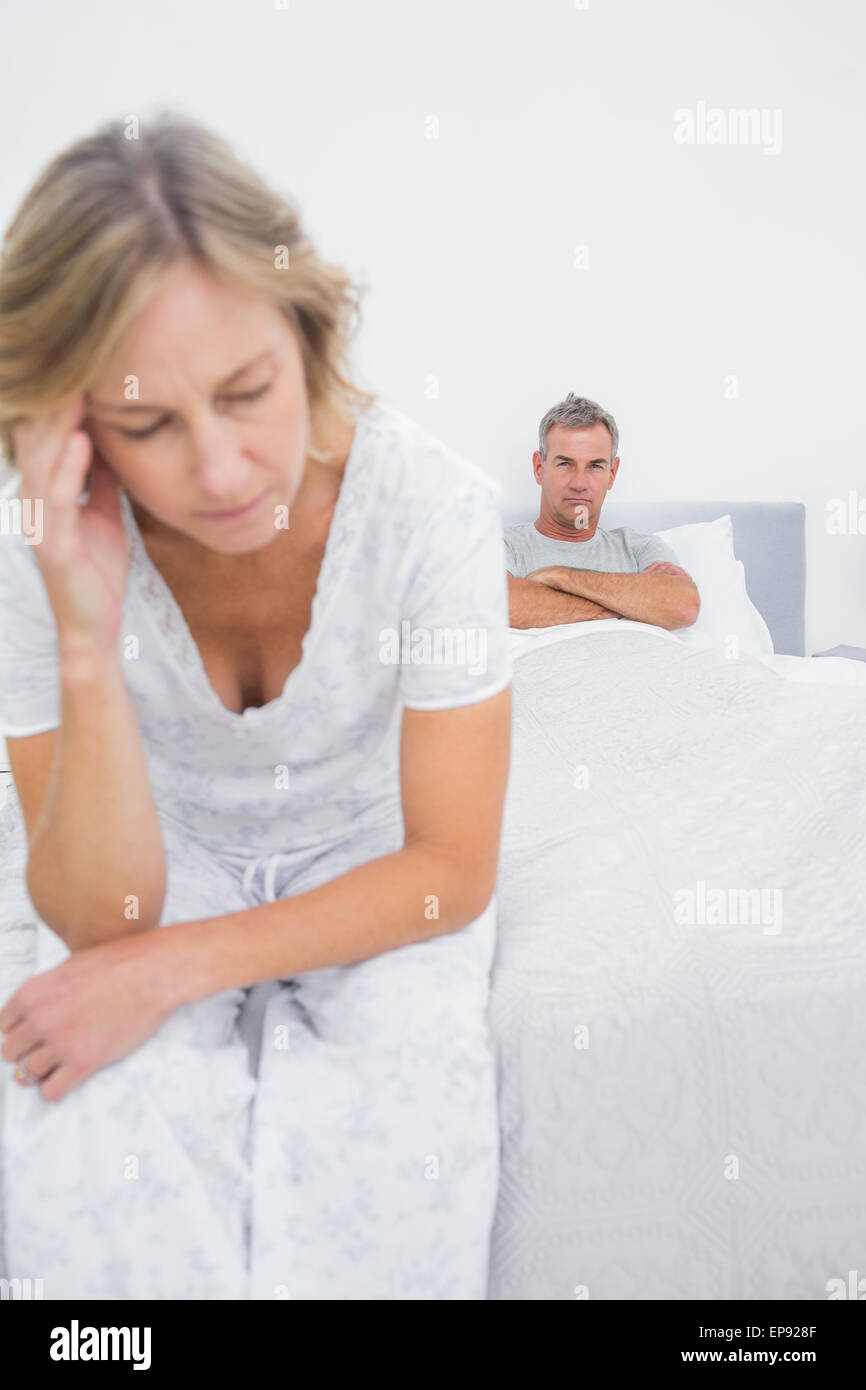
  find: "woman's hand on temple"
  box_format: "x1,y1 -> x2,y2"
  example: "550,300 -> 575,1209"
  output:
0,928 -> 185,1101
12,392 -> 129,655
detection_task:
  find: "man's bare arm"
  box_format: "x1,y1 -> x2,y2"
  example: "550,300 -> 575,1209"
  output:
529,565 -> 700,630
507,573 -> 621,630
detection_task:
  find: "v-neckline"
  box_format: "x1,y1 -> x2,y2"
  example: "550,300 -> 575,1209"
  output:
119,400 -> 375,728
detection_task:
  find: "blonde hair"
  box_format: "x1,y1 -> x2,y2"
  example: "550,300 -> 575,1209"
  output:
0,110 -> 377,469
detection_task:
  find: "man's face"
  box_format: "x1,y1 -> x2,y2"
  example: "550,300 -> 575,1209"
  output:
533,422 -> 620,532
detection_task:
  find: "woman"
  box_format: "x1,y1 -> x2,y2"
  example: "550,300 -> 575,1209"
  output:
0,113 -> 512,1299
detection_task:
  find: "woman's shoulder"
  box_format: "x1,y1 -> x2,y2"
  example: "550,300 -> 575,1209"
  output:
362,399 -> 503,514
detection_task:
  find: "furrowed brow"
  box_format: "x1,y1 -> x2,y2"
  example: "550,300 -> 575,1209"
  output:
87,348 -> 277,413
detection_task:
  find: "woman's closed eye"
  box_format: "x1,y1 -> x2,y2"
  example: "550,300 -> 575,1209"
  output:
119,382 -> 273,440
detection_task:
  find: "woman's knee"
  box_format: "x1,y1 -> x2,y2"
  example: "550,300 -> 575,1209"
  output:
290,916 -> 497,1056
6,987 -> 253,1151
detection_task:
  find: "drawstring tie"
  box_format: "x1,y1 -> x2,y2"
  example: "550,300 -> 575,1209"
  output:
242,853 -> 290,905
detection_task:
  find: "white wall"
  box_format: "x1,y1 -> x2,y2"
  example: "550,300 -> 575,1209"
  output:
1,0 -> 863,652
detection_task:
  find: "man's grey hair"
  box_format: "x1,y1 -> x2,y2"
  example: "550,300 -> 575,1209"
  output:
538,393 -> 619,463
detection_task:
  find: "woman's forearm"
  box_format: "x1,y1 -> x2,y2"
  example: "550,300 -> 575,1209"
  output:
26,644 -> 167,950
164,843 -> 490,1007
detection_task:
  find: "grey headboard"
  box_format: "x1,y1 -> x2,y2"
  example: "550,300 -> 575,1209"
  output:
499,500 -> 806,657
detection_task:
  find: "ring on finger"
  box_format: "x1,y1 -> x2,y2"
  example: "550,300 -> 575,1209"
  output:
13,1058 -> 38,1086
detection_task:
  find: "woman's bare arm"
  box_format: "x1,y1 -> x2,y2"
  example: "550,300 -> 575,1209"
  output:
154,685 -> 513,1003
7,394 -> 167,950
8,643 -> 167,951
0,685 -> 512,1103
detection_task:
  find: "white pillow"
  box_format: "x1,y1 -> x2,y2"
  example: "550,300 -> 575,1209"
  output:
653,515 -> 774,657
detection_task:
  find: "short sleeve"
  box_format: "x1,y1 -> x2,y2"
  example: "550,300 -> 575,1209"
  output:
0,522 -> 62,737
633,532 -> 681,570
503,531 -> 519,577
398,480 -> 513,711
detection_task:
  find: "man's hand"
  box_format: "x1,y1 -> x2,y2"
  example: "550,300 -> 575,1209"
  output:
507,571 -> 621,629
526,564 -> 700,630
642,561 -> 692,579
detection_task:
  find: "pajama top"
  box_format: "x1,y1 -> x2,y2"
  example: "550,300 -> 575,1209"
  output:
0,398 -> 513,902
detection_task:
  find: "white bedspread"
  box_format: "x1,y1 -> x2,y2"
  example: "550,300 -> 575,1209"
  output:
3,621 -> 865,1298
488,622 -> 866,1300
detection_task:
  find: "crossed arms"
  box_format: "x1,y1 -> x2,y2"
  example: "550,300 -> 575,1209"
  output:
507,561 -> 700,631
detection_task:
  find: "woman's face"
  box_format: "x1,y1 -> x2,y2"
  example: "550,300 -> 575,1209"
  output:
83,259 -> 312,556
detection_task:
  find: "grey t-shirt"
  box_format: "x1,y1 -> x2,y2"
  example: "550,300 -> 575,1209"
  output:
503,521 -> 678,577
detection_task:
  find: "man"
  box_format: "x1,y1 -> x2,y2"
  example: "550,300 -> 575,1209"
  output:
505,393 -> 700,631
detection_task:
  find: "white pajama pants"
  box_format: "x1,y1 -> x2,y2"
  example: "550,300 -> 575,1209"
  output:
1,829 -> 500,1300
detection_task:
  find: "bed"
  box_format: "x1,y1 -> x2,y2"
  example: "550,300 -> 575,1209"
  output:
1,499 -> 864,1300
486,500 -> 866,1300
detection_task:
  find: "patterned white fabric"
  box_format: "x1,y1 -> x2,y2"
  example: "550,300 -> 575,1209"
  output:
0,398 -> 512,1299
0,398 -> 512,850
4,826 -> 500,1300
488,622 -> 866,1300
